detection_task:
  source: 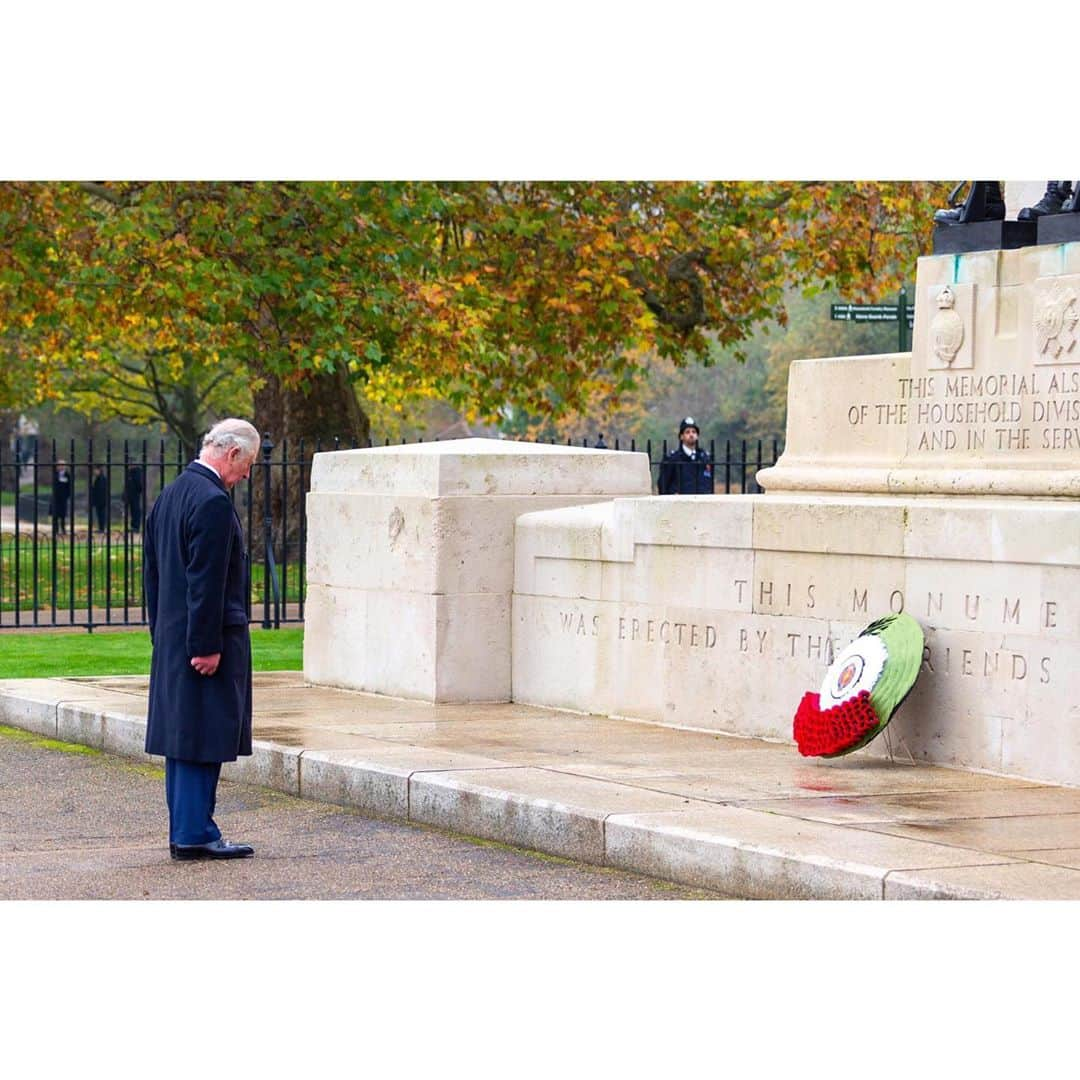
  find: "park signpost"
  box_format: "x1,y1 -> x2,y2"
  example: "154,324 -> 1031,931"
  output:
830,288 -> 914,351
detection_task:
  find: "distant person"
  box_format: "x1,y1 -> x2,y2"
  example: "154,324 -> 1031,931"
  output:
657,417 -> 714,495
91,466 -> 108,533
125,465 -> 143,532
51,460 -> 72,534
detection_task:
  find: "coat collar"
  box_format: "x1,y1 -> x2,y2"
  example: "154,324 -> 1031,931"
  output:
187,460 -> 228,494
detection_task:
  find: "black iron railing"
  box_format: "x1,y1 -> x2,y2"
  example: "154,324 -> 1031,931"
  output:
0,433 -> 782,632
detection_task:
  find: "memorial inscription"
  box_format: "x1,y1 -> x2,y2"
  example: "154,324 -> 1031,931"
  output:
845,370 -> 1080,455
553,603 -> 1055,686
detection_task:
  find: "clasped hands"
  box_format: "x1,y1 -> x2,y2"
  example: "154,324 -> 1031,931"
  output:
191,653 -> 221,677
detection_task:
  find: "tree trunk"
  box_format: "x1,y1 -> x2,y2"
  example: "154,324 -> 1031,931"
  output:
248,368 -> 371,612
251,366 -> 370,448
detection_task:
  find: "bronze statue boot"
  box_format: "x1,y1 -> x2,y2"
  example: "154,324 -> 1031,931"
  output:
1062,182 -> 1080,212
934,181 -> 1005,226
1019,181 -> 1073,220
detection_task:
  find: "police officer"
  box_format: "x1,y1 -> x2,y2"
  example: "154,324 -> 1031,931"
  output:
657,417 -> 714,495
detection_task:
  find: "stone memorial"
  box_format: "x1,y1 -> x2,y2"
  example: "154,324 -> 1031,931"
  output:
511,241 -> 1080,787
303,236 -> 1080,789
303,438 -> 651,702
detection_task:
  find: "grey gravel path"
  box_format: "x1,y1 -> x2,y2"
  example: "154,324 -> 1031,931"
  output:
0,726 -> 720,900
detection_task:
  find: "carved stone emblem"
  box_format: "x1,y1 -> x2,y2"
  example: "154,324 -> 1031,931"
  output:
930,286 -> 965,367
1034,283 -> 1079,360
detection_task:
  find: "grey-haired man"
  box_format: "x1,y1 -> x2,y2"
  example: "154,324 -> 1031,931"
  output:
144,418 -> 259,860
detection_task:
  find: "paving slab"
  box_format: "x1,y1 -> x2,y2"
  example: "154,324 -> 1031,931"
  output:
733,787 -> 1080,825
3,673 -> 1080,899
410,766 -> 699,863
298,744 -> 516,818
884,861 -> 1080,900
1018,847 -> 1080,870
862,814 -> 1080,855
603,805 -> 1018,900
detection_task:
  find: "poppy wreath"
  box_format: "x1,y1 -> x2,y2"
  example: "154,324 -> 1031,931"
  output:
792,613 -> 924,758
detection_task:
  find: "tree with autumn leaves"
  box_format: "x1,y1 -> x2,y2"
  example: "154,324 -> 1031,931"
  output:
0,181 -> 949,448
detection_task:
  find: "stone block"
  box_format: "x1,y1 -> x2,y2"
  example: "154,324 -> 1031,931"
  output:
0,686 -> 60,738
884,862 -> 1080,900
298,751 -> 410,818
630,544 -> 752,610
309,438 -> 651,498
917,252 -> 956,288
100,709 -> 151,760
408,766 -> 695,863
309,492 -> 616,596
902,500 -> 1080,565
221,740 -> 302,796
56,704 -> 105,750
304,584 -> 510,702
0,681 -> 141,741
304,439 -> 651,703
511,491 -> 1080,782
299,745 -> 511,819
1020,242 -> 1067,285
760,243 -> 1080,498
752,496 -> 908,557
305,493 -> 437,592
604,805 -> 1004,900
616,495 -> 755,551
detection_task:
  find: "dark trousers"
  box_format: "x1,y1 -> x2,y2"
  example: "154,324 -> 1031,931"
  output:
165,757 -> 223,845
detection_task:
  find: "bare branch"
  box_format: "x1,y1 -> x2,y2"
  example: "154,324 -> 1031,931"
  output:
77,182 -> 135,208
629,250 -> 709,333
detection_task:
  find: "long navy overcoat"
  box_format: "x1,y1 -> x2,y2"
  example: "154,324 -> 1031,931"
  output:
144,462 -> 252,763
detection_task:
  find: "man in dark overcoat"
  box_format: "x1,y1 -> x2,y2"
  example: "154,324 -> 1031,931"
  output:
144,418 -> 259,861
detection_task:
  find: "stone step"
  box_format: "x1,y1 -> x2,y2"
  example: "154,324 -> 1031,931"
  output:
5,674 -> 1080,899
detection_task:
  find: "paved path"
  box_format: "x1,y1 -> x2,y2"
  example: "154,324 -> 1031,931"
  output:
7,672 -> 1080,898
0,725 -> 717,900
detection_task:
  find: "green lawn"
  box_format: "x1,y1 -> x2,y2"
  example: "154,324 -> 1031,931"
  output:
0,627 -> 303,678
0,534 -> 305,613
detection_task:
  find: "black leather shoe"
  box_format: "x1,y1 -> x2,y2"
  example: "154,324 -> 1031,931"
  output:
171,839 -> 254,861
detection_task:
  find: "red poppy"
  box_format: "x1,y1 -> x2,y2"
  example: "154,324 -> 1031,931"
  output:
793,689 -> 881,758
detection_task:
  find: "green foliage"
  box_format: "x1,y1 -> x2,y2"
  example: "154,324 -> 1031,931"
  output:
0,181 -> 949,433
509,283 -> 904,451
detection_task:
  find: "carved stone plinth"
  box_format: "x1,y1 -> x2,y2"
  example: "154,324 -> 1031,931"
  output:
303,439 -> 651,702
759,242 -> 1080,498
933,220 -> 1037,255
1037,213 -> 1080,245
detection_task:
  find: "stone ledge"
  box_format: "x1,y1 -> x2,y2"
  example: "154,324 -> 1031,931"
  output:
309,438 -> 652,498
